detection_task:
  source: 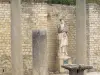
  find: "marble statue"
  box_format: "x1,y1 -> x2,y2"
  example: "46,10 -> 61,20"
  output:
57,19 -> 69,59
57,19 -> 71,73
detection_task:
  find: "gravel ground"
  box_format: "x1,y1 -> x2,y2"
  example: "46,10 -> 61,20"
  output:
50,72 -> 100,75
1,72 -> 100,75
87,72 -> 100,75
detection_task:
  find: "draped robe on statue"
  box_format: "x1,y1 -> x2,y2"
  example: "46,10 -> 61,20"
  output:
57,20 -> 69,59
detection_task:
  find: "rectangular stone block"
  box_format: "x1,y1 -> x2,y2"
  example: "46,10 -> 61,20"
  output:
32,29 -> 48,75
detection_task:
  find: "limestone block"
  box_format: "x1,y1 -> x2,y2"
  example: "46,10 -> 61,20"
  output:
32,29 -> 48,75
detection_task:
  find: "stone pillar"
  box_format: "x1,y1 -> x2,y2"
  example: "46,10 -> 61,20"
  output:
76,0 -> 87,65
32,30 -> 48,75
11,0 -> 23,75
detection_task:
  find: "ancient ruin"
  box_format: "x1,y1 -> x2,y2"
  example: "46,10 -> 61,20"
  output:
0,0 -> 100,75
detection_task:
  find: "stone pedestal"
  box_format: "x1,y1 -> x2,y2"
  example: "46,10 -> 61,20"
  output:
56,56 -> 72,73
62,64 -> 93,75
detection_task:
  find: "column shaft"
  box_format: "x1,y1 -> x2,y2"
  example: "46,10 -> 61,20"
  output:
76,0 -> 87,64
11,0 -> 23,75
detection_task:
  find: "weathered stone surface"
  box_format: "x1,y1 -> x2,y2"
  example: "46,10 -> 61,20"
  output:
11,0 -> 23,75
62,65 -> 78,75
88,3 -> 100,71
0,2 -> 100,73
62,64 -> 93,75
48,5 -> 76,71
62,64 -> 79,70
32,29 -> 48,75
76,0 -> 87,65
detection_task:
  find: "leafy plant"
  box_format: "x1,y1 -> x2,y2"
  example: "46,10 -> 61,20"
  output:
46,0 -> 100,5
47,0 -> 76,5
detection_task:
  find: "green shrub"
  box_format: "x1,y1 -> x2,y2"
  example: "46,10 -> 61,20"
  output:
47,0 -> 76,5
46,0 -> 100,5
87,0 -> 100,5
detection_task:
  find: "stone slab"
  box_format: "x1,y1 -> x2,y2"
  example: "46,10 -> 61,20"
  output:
62,64 -> 93,75
32,29 -> 48,75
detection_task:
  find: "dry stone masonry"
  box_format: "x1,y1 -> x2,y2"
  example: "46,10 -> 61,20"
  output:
0,2 -> 100,74
21,3 -> 48,75
0,3 -> 11,75
88,3 -> 100,71
47,5 -> 76,71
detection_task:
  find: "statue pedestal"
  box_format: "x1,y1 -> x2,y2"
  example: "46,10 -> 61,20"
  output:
56,56 -> 72,73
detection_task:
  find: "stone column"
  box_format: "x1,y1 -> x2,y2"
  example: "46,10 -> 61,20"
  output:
76,0 -> 87,65
11,0 -> 23,75
32,30 -> 48,75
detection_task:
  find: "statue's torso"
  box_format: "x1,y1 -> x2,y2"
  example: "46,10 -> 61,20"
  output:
58,32 -> 68,47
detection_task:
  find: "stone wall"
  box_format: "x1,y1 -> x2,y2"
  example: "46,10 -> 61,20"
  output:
0,3 -> 48,75
21,3 -> 76,72
88,3 -> 100,71
0,3 -> 11,75
0,3 -> 76,73
47,4 -> 76,71
21,3 -> 48,75
0,2 -> 100,74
